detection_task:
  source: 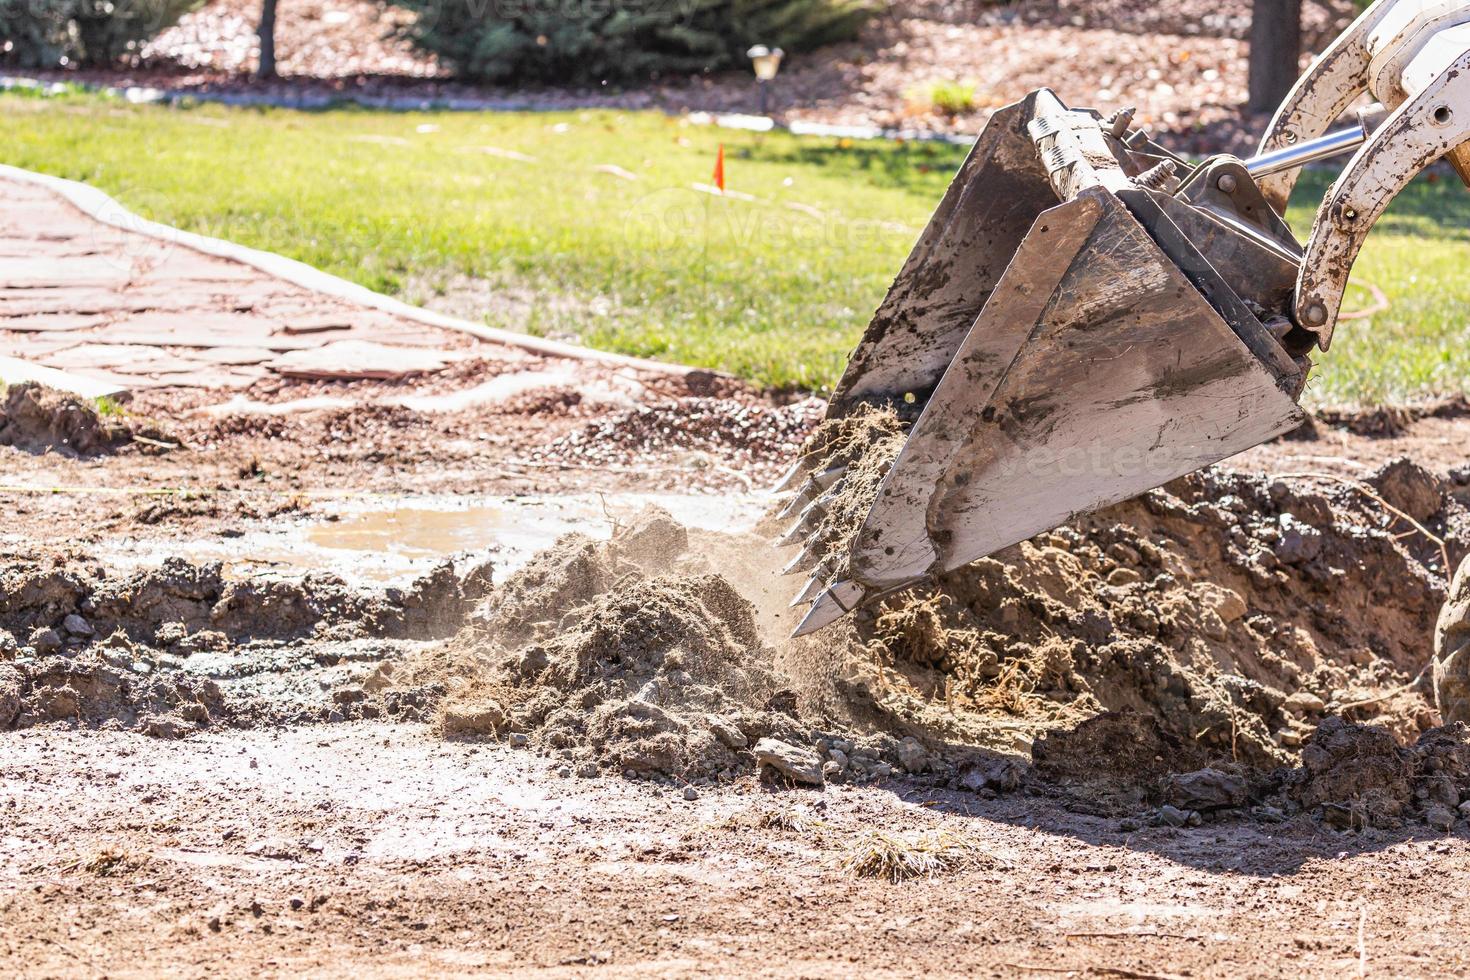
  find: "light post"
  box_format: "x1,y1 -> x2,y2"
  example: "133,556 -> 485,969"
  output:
746,45 -> 784,117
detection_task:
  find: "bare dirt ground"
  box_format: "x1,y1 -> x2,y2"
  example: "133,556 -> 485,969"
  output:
27,0 -> 1361,154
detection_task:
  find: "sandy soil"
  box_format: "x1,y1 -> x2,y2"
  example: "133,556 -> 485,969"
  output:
6,724 -> 1470,979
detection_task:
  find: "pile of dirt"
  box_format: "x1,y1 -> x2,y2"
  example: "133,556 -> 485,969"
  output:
381,507 -> 958,784
0,382 -> 129,457
757,402 -> 1470,817
408,511 -> 808,779
0,553 -> 495,736
0,554 -> 492,648
867,462 -> 1460,765
1275,718 -> 1470,830
0,636 -> 228,737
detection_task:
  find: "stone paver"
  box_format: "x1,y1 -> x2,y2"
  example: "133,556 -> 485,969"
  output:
0,176 -> 537,394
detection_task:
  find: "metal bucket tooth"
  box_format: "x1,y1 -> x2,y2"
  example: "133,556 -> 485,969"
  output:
780,543 -> 822,576
775,465 -> 847,521
791,581 -> 867,638
770,457 -> 814,494
789,569 -> 829,608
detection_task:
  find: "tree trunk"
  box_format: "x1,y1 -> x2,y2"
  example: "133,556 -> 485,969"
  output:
257,0 -> 279,79
1248,0 -> 1303,114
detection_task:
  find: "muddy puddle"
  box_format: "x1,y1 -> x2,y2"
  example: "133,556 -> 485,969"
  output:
88,492 -> 771,587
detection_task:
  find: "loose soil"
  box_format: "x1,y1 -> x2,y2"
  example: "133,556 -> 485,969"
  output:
7,376 -> 1470,976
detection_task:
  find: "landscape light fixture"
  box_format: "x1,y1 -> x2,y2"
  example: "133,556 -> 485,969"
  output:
746,45 -> 784,116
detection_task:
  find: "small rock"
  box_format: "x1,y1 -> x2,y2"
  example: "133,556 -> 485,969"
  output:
1107,567 -> 1142,587
440,699 -> 506,736
1253,805 -> 1286,823
1283,691 -> 1327,716
831,737 -> 855,755
576,763 -> 599,779
288,895 -> 306,911
509,733 -> 530,748
1369,457 -> 1445,523
1274,514 -> 1323,565
681,786 -> 699,801
28,627 -> 61,656
707,715 -> 747,749
1166,768 -> 1247,811
827,748 -> 849,771
1425,804 -> 1457,833
1117,817 -> 1142,832
958,757 -> 1025,793
896,737 -> 929,773
1106,542 -> 1141,565
753,737 -> 824,786
557,766 -> 572,778
331,686 -> 367,706
1157,804 -> 1191,827
62,614 -> 93,637
822,760 -> 845,783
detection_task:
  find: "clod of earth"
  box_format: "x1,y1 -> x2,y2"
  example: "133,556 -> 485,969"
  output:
0,382 -> 129,456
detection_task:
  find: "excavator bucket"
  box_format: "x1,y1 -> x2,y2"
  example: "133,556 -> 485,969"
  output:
780,89 -> 1314,635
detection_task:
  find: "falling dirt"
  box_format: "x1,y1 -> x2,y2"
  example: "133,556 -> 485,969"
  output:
780,403 -> 908,577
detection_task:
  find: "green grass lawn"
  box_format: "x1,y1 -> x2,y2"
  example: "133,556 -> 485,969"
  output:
3,90 -> 1468,405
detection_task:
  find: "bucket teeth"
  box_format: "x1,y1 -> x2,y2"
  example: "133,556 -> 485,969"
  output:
771,457 -> 812,494
776,517 -> 809,547
777,492 -> 837,547
781,543 -> 821,576
813,465 -> 846,490
791,580 -> 866,638
790,572 -> 826,607
776,466 -> 847,521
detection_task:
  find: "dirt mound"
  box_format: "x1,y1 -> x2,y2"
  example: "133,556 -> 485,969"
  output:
1,637 -> 229,738
0,554 -> 493,649
385,507 -> 959,783
0,382 -> 129,457
424,514 -> 812,779
0,553 -> 496,736
852,462 -> 1459,769
1278,718 -> 1470,829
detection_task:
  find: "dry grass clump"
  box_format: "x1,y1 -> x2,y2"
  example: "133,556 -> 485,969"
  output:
840,829 -> 982,882
63,846 -> 140,877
